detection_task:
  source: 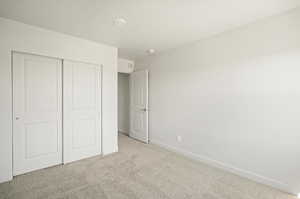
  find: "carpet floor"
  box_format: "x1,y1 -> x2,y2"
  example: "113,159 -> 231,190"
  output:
0,134 -> 295,199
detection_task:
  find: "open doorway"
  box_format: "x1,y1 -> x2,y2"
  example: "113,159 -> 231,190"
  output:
117,58 -> 149,143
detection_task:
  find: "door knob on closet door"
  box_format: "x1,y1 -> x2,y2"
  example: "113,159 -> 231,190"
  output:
15,117 -> 20,120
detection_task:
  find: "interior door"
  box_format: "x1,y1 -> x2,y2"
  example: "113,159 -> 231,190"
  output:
13,52 -> 63,176
130,70 -> 149,143
63,60 -> 102,164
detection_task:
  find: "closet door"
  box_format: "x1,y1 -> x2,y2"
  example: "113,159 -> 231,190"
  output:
63,60 -> 102,163
13,52 -> 63,176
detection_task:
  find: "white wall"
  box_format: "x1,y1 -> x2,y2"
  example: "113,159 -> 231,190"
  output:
118,58 -> 134,73
118,73 -> 130,134
0,18 -> 118,183
136,8 -> 300,194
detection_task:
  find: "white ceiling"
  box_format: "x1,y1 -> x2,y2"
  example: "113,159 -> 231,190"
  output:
0,0 -> 299,60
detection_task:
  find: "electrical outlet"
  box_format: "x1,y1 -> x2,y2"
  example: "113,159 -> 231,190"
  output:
177,135 -> 182,142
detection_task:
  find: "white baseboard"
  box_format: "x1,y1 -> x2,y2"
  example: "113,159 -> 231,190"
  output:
0,175 -> 12,184
102,145 -> 118,156
150,139 -> 295,195
118,130 -> 129,135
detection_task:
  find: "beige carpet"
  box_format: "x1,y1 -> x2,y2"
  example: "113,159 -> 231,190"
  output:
0,134 -> 296,199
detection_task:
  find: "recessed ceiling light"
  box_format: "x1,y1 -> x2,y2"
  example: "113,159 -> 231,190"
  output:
147,49 -> 155,55
114,18 -> 127,27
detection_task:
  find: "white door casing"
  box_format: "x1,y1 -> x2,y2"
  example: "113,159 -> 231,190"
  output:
13,52 -> 63,176
63,60 -> 102,164
130,70 -> 149,143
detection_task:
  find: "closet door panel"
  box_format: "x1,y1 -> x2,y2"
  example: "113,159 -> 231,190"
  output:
63,60 -> 101,163
13,52 -> 62,175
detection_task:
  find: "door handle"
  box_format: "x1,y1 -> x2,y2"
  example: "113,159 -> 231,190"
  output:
15,117 -> 20,120
140,108 -> 148,112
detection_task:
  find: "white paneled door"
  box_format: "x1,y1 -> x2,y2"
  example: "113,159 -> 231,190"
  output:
13,53 -> 63,176
63,60 -> 102,164
130,70 -> 149,143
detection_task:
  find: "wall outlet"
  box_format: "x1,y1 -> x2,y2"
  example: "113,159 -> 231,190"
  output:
177,135 -> 182,142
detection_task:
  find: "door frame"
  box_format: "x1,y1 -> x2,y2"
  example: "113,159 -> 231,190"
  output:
11,51 -> 103,175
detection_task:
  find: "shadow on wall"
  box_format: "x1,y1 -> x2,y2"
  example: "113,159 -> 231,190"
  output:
118,73 -> 130,135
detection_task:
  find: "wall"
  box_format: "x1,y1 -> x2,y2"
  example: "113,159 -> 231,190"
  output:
118,58 -> 134,73
0,18 -> 118,183
136,8 -> 300,194
118,73 -> 130,134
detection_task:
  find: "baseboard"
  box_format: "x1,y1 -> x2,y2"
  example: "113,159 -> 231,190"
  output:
118,130 -> 129,135
102,146 -> 118,156
150,139 -> 295,195
0,175 -> 12,184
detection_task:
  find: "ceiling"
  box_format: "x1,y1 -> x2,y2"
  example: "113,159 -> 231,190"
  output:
0,0 -> 299,60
